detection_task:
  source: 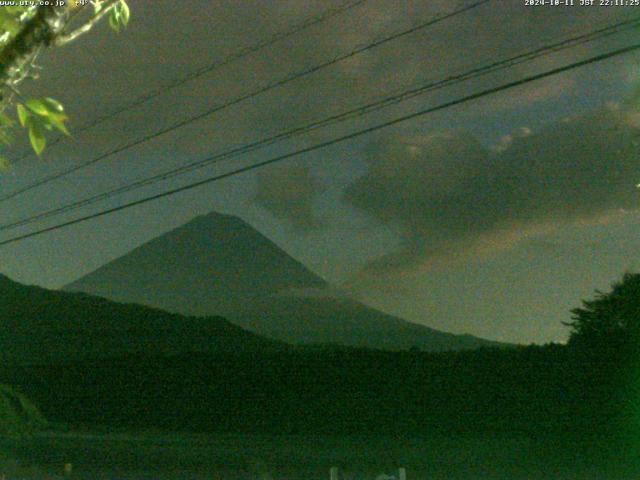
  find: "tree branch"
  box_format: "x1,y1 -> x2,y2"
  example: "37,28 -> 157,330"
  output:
53,0 -> 121,47
0,6 -> 70,88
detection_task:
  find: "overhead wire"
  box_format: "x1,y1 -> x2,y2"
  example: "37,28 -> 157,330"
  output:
8,0 -> 371,164
0,0 -> 491,203
1,41 -> 638,247
0,16 -> 637,232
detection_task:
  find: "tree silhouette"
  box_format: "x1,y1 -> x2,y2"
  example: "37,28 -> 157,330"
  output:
566,272 -> 640,352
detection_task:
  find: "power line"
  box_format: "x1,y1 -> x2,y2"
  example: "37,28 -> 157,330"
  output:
0,17 -> 636,232
9,0 -> 370,164
1,41 -> 637,247
0,0 -> 491,203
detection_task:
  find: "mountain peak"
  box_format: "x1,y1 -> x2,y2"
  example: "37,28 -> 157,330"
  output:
65,211 -> 504,351
190,210 -> 245,226
65,210 -> 327,315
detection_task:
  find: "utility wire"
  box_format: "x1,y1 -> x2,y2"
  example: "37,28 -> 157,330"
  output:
0,0 -> 490,203
9,0 -> 370,164
0,41 -> 638,247
0,17 -> 637,232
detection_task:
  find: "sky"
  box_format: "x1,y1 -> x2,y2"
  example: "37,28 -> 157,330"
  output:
1,0 -> 640,344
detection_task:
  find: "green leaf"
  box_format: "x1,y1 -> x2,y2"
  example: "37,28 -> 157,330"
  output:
108,1 -> 130,32
28,121 -> 45,156
109,7 -> 121,32
119,1 -> 130,26
48,113 -> 70,136
25,99 -> 49,117
16,104 -> 29,127
0,156 -> 9,172
42,97 -> 64,113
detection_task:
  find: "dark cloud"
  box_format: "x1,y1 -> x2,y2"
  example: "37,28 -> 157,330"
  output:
344,104 -> 640,275
253,163 -> 324,231
16,0 -> 632,168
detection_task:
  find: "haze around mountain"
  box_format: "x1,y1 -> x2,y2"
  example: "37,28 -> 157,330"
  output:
65,211 -> 505,351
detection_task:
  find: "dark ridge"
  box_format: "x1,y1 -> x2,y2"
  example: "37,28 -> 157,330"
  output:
64,210 -> 507,352
0,273 -> 283,365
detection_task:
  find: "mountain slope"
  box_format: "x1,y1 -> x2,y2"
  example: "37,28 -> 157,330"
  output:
0,274 -> 279,364
65,211 -> 327,314
65,211 -> 504,351
224,296 -> 501,351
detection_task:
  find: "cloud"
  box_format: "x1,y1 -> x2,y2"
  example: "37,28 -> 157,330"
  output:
21,0 -> 630,168
493,126 -> 533,153
343,104 -> 640,276
252,163 -> 324,231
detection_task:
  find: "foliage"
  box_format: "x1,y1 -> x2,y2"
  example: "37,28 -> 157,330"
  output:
16,97 -> 69,155
0,1 -> 130,167
0,272 -> 631,439
0,6 -> 33,45
564,272 -> 640,441
106,0 -> 130,32
0,345 -> 617,437
566,272 -> 640,351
